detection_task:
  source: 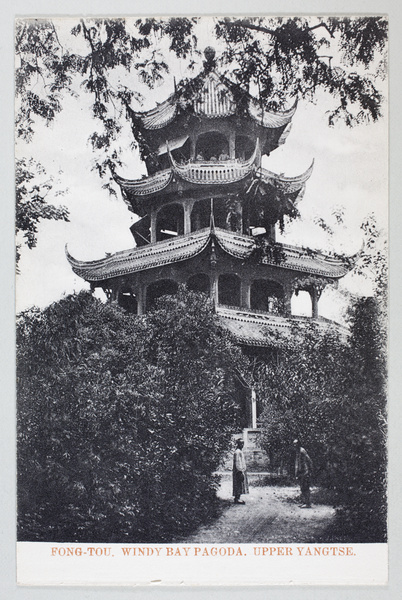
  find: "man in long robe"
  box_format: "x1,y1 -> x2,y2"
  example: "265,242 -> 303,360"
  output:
232,438 -> 249,504
293,438 -> 313,508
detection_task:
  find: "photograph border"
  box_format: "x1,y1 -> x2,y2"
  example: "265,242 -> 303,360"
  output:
3,0 -> 402,597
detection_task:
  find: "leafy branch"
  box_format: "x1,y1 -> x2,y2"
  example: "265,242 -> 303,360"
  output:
16,158 -> 69,267
215,16 -> 387,124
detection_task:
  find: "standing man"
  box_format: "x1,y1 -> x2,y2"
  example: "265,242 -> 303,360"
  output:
233,438 -> 249,505
293,438 -> 313,508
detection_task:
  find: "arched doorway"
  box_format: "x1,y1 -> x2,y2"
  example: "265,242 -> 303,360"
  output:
195,131 -> 229,161
218,273 -> 241,307
291,290 -> 312,317
146,279 -> 178,310
250,279 -> 285,315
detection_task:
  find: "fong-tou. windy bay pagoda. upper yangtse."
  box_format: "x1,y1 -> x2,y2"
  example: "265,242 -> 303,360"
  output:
66,47 -> 355,459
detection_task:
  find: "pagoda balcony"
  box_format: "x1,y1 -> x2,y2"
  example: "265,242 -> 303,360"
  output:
173,158 -> 255,184
170,139 -> 260,185
113,157 -> 256,204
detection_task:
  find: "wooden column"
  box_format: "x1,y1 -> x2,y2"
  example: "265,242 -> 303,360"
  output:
210,272 -> 218,305
283,285 -> 293,316
311,286 -> 319,318
229,130 -> 236,159
137,285 -> 146,315
235,199 -> 243,233
111,286 -> 118,302
190,136 -> 196,160
184,202 -> 192,234
251,388 -> 257,429
150,209 -> 157,243
240,278 -> 251,309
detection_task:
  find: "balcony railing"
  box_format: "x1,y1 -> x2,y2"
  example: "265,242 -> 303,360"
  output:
177,161 -> 255,184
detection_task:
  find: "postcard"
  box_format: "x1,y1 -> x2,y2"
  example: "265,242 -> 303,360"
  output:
15,15 -> 388,586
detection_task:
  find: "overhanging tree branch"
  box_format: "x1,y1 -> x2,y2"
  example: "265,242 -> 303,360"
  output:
220,18 -> 335,38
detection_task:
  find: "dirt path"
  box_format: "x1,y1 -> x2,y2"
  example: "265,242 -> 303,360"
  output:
183,475 -> 336,544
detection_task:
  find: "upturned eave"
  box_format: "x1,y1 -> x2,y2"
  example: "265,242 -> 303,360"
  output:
66,228 -> 356,284
113,155 -> 313,211
130,70 -> 297,133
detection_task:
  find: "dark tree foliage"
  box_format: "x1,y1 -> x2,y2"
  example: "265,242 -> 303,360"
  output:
356,214 -> 388,304
215,17 -> 387,126
15,18 -> 200,214
15,18 -> 198,155
330,297 -> 387,541
17,288 -> 245,542
15,158 -> 69,266
256,323 -> 346,475
16,17 -> 387,156
257,295 -> 387,542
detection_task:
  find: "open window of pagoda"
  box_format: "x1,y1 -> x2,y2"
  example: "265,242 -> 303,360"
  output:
291,277 -> 329,319
146,279 -> 179,310
250,279 -> 285,315
156,203 -> 184,241
218,273 -> 241,307
291,290 -> 311,317
195,131 -> 229,161
225,196 -> 242,232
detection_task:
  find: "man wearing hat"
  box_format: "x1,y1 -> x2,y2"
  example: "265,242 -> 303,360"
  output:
293,438 -> 313,508
232,438 -> 249,505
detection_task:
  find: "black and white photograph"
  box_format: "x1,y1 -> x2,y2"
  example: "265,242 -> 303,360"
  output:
14,15 -> 388,585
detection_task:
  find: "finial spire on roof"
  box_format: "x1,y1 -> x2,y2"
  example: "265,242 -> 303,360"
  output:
204,46 -> 216,61
210,197 -> 216,233
203,46 -> 217,72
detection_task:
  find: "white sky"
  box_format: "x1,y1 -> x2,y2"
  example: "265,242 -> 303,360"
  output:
15,17 -> 388,322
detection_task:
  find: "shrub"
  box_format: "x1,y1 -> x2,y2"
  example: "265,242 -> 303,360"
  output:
17,288 -> 245,541
257,297 -> 387,541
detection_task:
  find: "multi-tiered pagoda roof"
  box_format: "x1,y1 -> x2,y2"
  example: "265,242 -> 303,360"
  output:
67,48 -> 355,347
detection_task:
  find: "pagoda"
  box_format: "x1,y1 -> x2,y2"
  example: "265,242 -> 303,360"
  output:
67,48 -> 354,441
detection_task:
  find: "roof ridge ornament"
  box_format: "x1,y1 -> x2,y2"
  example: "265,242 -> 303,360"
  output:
131,66 -> 297,134
209,198 -> 217,270
203,46 -> 217,72
210,198 -> 216,234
